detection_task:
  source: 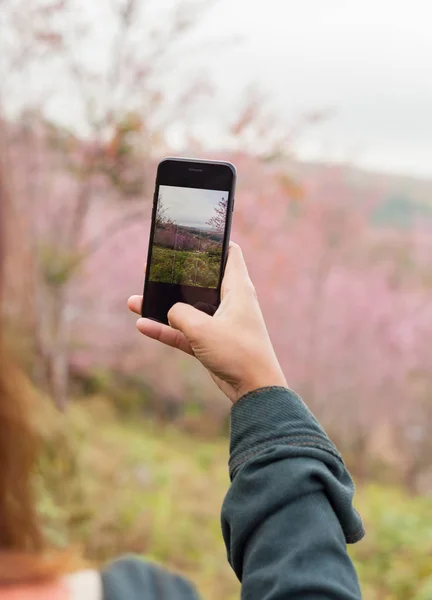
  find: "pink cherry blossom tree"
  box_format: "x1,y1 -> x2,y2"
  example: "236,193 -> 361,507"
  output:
0,0 -> 225,409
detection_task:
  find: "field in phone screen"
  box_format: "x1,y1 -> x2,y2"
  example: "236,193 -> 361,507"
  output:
149,185 -> 228,289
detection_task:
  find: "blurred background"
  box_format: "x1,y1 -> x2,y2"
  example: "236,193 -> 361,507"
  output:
1,0 -> 432,598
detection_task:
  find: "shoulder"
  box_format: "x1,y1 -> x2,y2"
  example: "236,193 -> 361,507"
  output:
101,555 -> 199,600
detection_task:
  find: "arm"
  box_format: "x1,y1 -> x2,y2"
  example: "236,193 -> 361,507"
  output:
222,387 -> 364,599
129,242 -> 364,600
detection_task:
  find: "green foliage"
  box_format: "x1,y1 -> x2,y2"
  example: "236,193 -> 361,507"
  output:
37,400 -> 432,600
351,485 -> 432,599
184,401 -> 204,418
39,244 -> 83,286
371,195 -> 432,229
150,247 -> 221,288
100,112 -> 146,196
74,370 -> 154,417
38,398 -> 238,598
36,397 -> 94,549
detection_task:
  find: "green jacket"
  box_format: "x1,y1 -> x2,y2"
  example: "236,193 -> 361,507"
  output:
102,387 -> 364,599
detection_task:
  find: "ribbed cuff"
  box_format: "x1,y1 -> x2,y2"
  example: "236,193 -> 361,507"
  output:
229,386 -> 342,479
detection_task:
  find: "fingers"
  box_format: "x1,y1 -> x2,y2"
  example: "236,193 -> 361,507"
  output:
136,318 -> 193,355
222,242 -> 254,295
128,295 -> 143,316
127,261 -> 146,314
168,302 -> 211,338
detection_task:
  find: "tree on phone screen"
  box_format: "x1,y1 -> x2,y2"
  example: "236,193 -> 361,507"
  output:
156,196 -> 174,229
207,197 -> 228,232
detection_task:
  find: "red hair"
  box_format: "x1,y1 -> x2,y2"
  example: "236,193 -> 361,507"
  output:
0,133 -> 77,585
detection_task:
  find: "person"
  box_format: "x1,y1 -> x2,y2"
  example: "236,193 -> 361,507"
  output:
0,163 -> 364,598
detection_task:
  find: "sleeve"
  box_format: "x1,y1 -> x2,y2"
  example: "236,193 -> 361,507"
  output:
101,556 -> 200,600
221,387 -> 364,600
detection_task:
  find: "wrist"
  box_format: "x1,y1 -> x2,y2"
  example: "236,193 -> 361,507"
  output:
234,372 -> 287,404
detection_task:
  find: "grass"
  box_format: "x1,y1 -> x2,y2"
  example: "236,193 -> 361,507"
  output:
351,485 -> 432,599
149,246 -> 221,288
38,396 -> 432,600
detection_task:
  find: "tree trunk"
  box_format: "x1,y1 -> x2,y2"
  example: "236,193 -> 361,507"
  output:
403,465 -> 419,495
34,274 -> 70,410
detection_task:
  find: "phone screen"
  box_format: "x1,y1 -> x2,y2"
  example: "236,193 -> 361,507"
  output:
142,159 -> 235,324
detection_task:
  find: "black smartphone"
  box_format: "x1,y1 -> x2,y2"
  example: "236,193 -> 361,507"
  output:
142,157 -> 236,324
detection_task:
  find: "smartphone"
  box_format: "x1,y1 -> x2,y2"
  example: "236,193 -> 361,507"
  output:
142,157 -> 236,324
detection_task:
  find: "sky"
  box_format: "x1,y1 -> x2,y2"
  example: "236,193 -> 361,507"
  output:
191,0 -> 432,177
3,0 -> 431,178
159,185 -> 228,229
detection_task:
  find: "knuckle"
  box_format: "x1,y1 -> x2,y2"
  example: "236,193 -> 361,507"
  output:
189,319 -> 207,340
173,328 -> 184,348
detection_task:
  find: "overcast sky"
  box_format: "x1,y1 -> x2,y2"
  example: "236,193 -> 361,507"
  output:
191,0 -> 432,177
5,0 -> 431,178
159,185 -> 227,228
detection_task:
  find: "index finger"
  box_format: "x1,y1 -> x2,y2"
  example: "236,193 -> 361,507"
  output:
128,295 -> 143,315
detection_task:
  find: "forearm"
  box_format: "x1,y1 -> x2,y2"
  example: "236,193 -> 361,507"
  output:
221,387 -> 364,599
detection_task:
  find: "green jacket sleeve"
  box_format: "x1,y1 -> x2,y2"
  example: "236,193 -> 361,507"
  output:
221,387 -> 364,600
101,556 -> 200,600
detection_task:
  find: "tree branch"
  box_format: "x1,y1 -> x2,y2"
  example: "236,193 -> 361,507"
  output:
78,207 -> 145,265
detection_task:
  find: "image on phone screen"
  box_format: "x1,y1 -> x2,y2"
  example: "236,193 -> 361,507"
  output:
148,185 -> 228,289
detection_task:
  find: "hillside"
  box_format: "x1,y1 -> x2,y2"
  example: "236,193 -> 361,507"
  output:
292,160 -> 432,227
40,397 -> 432,600
4,124 -> 432,491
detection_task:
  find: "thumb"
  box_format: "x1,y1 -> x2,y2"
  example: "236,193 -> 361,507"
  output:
168,302 -> 211,338
222,242 -> 253,296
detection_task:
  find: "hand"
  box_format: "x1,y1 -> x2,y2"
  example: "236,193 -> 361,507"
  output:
128,243 -> 287,403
